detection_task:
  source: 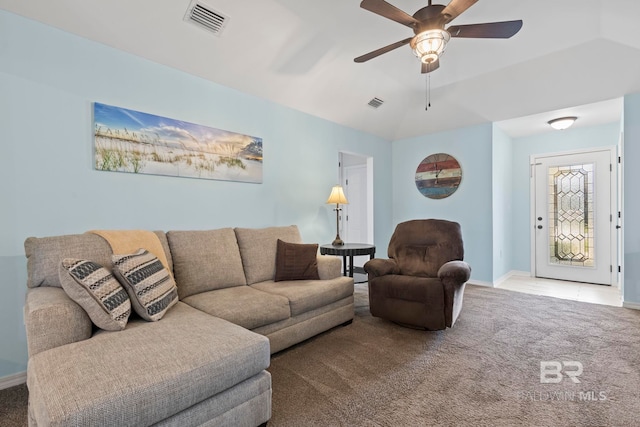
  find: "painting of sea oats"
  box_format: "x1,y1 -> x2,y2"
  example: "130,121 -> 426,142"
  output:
93,102 -> 262,183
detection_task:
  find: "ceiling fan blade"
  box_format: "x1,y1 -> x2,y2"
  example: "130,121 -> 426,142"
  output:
421,59 -> 440,74
354,37 -> 413,63
448,20 -> 523,38
441,0 -> 478,23
360,0 -> 420,28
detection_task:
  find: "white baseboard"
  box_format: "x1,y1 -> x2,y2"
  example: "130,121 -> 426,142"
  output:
470,271 -> 531,289
494,270 -> 531,286
622,301 -> 640,310
468,280 -> 494,288
0,371 -> 26,390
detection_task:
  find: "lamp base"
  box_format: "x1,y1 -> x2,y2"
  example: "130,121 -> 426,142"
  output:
332,236 -> 345,246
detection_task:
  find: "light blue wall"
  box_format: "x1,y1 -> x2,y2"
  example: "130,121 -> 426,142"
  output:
623,93 -> 640,304
0,11 -> 393,379
392,123 -> 494,283
510,122 -> 621,273
3,7 -> 638,383
492,125 -> 513,281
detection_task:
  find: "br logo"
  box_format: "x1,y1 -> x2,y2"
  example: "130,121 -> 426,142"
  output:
540,361 -> 583,383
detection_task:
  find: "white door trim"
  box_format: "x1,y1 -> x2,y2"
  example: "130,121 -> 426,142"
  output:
529,145 -> 617,284
339,151 -> 373,246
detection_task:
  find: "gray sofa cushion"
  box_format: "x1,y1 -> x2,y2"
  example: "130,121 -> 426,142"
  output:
27,302 -> 270,427
59,259 -> 131,331
25,234 -> 113,288
167,229 -> 247,299
251,276 -> 354,316
24,231 -> 172,288
235,225 -> 302,285
182,286 -> 291,330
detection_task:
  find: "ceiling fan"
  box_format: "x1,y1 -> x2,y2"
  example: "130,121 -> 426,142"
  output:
354,0 -> 523,74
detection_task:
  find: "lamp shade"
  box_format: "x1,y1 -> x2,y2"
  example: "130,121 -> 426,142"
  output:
326,185 -> 348,205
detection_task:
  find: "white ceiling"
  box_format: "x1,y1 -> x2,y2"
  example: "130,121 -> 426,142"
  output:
2,0 -> 639,140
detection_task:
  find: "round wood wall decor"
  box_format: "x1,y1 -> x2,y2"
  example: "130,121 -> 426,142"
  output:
415,153 -> 462,199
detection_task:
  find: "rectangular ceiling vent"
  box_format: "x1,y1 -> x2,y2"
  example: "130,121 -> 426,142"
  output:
368,97 -> 384,109
184,0 -> 229,36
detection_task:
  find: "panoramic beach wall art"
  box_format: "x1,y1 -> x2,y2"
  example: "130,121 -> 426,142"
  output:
93,102 -> 263,183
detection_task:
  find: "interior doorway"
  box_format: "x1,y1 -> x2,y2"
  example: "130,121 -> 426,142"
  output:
531,147 -> 617,285
339,152 -> 374,277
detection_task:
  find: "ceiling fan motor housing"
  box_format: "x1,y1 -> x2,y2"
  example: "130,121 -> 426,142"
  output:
412,5 -> 447,33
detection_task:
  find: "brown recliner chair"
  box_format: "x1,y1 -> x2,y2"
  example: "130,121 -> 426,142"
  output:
364,219 -> 471,330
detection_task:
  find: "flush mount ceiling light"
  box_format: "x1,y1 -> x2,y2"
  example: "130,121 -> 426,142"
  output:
548,116 -> 578,130
410,29 -> 450,64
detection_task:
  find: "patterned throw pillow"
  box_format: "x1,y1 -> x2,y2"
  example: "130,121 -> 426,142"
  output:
274,239 -> 320,282
112,249 -> 178,321
59,259 -> 131,331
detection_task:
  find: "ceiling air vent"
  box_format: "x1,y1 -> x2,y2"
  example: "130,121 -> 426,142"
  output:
184,0 -> 229,36
368,97 -> 384,109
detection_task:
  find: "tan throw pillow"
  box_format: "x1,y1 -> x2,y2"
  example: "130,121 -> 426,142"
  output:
274,239 -> 320,282
112,249 -> 178,321
59,259 -> 131,331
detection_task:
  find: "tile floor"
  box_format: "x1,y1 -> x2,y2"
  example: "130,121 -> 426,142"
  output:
496,274 -> 622,307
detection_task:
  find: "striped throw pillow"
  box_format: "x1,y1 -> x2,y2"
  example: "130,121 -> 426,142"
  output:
59,259 -> 131,331
112,249 -> 178,321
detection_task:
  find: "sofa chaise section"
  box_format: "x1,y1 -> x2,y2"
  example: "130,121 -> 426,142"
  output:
27,302 -> 271,427
24,232 -> 272,427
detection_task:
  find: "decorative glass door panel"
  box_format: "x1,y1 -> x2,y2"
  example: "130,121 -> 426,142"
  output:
534,150 -> 612,285
548,163 -> 594,267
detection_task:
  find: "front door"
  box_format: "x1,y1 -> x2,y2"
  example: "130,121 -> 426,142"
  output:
533,149 -> 614,285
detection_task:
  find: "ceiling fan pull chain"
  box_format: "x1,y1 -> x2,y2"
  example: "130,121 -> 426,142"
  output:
428,73 -> 431,108
425,73 -> 431,111
425,73 -> 428,111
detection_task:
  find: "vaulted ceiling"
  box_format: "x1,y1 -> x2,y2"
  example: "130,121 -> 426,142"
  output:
2,0 -> 639,140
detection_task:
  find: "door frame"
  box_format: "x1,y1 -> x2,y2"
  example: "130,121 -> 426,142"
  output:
529,145 -> 618,285
617,132 -> 624,292
339,151 -> 374,251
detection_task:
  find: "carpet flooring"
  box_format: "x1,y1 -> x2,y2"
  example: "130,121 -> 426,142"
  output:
2,283 -> 639,426
268,283 -> 640,426
0,382 -> 27,427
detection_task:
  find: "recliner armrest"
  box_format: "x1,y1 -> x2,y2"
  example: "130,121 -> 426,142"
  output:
437,260 -> 471,283
364,258 -> 400,278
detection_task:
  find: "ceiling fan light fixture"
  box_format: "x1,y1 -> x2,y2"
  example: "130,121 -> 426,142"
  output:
548,116 -> 578,130
410,29 -> 450,64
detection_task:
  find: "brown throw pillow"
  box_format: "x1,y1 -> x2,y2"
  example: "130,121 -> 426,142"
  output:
274,239 -> 320,282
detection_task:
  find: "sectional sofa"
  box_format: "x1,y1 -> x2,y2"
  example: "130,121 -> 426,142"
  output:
23,225 -> 354,426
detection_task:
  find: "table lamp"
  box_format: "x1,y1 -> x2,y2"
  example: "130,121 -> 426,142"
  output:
326,185 -> 349,246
